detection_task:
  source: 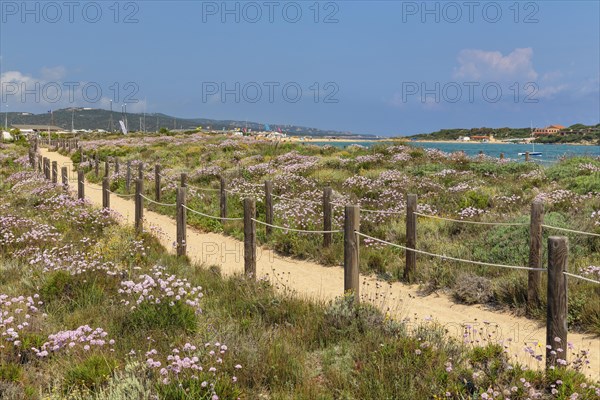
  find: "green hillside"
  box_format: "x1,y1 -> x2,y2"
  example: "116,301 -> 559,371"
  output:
2,108 -> 370,138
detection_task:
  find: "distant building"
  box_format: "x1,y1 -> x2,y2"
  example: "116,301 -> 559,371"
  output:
533,125 -> 565,136
11,124 -> 63,134
470,135 -> 492,142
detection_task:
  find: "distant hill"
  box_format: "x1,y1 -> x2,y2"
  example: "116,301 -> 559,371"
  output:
3,108 -> 373,138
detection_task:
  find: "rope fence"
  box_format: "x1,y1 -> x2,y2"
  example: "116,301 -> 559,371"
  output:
415,212 -> 528,227
355,231 -> 542,271
251,218 -> 343,234
29,149 -> 600,371
140,194 -> 177,207
563,272 -> 600,285
542,224 -> 600,238
182,204 -> 243,221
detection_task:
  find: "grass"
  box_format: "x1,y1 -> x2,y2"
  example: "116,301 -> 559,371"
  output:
2,141 -> 599,398
66,135 -> 600,333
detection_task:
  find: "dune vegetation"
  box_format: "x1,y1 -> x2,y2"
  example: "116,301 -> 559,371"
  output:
0,138 -> 599,399
69,133 -> 600,334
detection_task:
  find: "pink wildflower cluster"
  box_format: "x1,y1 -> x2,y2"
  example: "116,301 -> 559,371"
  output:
578,163 -> 600,173
0,215 -> 61,249
0,293 -> 44,348
458,207 -> 486,219
119,265 -> 203,312
144,342 -> 241,399
591,211 -> 600,226
534,190 -> 580,206
26,244 -> 118,276
33,325 -> 114,357
580,265 -> 600,280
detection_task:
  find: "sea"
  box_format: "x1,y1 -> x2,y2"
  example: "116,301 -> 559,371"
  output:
310,141 -> 600,163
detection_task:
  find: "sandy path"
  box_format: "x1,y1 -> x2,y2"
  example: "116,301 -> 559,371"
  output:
40,149 -> 600,380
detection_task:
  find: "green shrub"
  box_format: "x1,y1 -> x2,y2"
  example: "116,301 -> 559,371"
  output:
64,355 -> 117,393
0,363 -> 22,382
120,301 -> 198,334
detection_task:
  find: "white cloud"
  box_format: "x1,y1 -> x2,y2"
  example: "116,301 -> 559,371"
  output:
453,48 -> 538,81
1,68 -> 144,112
40,66 -> 67,81
537,84 -> 569,99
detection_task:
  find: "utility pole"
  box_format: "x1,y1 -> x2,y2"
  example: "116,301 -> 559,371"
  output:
109,100 -> 114,133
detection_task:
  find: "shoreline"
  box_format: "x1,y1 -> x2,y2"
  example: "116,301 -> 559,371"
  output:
413,140 -> 598,147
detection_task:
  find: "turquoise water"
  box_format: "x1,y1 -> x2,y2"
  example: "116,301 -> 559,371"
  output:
310,141 -> 600,162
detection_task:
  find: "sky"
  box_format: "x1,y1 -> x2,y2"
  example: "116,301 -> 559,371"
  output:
1,0 -> 599,136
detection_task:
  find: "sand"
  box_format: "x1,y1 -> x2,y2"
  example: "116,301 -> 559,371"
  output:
39,148 -> 600,380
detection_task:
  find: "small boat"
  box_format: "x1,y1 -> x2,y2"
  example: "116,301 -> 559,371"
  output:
519,122 -> 542,157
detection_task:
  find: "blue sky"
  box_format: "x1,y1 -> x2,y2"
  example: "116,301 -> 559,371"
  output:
1,1 -> 599,135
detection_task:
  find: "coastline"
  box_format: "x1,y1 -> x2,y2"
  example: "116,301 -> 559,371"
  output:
286,137 -> 387,143
413,140 -> 597,147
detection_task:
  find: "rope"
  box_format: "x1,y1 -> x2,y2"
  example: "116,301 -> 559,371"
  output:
182,205 -> 243,221
563,272 -> 600,285
140,194 -> 177,207
251,218 -> 343,234
361,208 -> 404,215
354,231 -> 544,271
414,212 -> 528,227
542,224 -> 600,238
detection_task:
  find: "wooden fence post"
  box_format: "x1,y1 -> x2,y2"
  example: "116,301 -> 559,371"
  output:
102,177 -> 110,209
323,187 -> 333,247
525,151 -> 530,162
244,197 -> 256,279
546,236 -> 568,370
176,187 -> 187,257
499,153 -> 504,160
94,153 -> 99,177
344,205 -> 360,302
138,162 -> 143,181
264,180 -> 273,236
51,161 -> 58,184
404,194 -> 417,282
155,164 -> 161,202
37,155 -> 42,173
104,160 -> 109,178
77,170 -> 85,200
126,161 -> 131,193
220,176 -> 227,219
61,166 -> 68,190
180,173 -> 187,188
527,200 -> 544,316
43,158 -> 49,179
135,178 -> 144,233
